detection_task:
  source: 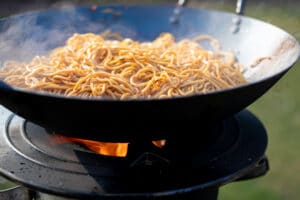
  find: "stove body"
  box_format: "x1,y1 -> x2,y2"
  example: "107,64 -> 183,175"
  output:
0,106 -> 268,200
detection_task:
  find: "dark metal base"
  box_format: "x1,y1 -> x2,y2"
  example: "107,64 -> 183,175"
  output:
0,106 -> 268,199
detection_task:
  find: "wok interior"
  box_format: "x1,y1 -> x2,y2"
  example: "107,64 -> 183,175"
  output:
0,5 -> 299,90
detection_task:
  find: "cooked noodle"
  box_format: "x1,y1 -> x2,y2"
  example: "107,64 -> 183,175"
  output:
0,32 -> 247,99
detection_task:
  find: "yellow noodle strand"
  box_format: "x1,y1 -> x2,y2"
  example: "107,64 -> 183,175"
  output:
0,32 -> 247,99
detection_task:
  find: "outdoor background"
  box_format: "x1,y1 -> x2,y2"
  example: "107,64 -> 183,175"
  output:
0,0 -> 299,200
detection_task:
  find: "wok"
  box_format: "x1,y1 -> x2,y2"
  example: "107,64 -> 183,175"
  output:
0,5 -> 299,142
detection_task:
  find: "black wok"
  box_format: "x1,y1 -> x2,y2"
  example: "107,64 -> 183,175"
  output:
0,5 -> 299,142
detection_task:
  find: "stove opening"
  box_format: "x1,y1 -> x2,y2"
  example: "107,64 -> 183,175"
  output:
53,135 -> 166,157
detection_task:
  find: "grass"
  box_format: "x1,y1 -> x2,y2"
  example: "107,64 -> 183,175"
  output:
0,177 -> 16,191
201,2 -> 300,200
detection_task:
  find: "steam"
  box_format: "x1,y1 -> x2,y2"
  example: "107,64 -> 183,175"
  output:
0,1 -> 137,64
0,13 -> 67,62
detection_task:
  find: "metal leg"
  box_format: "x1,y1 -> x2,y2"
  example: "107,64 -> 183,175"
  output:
236,0 -> 247,15
177,0 -> 188,7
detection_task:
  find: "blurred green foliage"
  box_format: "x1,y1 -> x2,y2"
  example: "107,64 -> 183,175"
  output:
211,2 -> 300,200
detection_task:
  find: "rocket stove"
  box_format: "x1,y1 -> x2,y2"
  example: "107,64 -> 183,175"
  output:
0,106 -> 269,200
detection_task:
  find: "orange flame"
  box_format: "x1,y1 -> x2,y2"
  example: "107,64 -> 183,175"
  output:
53,135 -> 166,157
152,140 -> 166,148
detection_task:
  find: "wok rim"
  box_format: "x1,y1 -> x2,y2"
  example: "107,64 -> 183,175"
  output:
0,5 -> 299,102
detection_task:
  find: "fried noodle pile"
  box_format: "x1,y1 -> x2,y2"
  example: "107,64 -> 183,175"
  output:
0,32 -> 247,99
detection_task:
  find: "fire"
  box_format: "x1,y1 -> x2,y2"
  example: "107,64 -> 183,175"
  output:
53,135 -> 166,157
152,140 -> 166,148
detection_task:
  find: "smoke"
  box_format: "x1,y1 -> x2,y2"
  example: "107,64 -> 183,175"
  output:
0,1 -> 138,63
0,0 -> 204,65
0,12 -> 66,62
